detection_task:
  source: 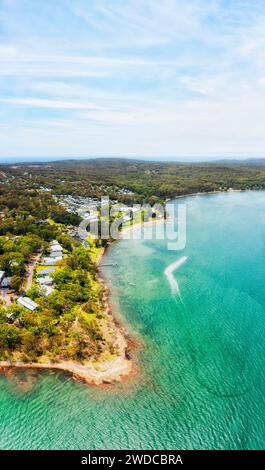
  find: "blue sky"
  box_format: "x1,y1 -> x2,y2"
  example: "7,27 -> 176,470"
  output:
1,0 -> 265,160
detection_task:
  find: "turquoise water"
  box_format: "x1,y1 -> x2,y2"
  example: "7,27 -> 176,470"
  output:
1,191 -> 265,449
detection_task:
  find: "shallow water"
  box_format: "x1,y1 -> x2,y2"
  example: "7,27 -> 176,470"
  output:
1,191 -> 265,449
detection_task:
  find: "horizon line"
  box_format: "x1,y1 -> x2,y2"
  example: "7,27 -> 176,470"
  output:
1,155 -> 265,165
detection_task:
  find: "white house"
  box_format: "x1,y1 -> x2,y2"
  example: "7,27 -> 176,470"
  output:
1,277 -> 11,288
50,251 -> 63,258
50,243 -> 63,253
17,296 -> 38,311
36,276 -> 53,285
37,268 -> 55,275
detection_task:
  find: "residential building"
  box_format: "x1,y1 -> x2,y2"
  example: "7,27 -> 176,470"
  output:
36,276 -> 53,286
50,251 -> 63,258
17,296 -> 38,311
50,243 -> 63,252
1,277 -> 11,288
37,268 -> 55,275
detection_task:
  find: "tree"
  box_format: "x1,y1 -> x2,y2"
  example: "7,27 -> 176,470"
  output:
66,247 -> 92,271
57,234 -> 72,252
6,304 -> 25,320
0,306 -> 6,323
10,275 -> 22,292
0,324 -> 20,350
26,284 -> 42,300
0,252 -> 26,276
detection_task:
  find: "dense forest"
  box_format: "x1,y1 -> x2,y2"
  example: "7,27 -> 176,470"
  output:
2,158 -> 265,204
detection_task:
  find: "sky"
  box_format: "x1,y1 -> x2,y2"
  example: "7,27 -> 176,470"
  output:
1,0 -> 265,161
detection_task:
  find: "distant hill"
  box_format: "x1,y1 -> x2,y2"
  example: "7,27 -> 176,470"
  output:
3,156 -> 265,203
2,156 -> 265,167
212,158 -> 265,166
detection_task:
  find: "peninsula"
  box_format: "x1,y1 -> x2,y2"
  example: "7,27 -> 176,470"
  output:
1,158 -> 265,384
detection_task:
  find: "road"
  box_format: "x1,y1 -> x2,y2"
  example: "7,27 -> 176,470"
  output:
23,252 -> 42,292
0,251 -> 42,308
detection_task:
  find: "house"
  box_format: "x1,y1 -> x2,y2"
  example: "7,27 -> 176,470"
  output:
1,277 -> 11,288
50,241 -> 62,248
37,268 -> 55,275
17,296 -> 38,311
36,276 -> 53,286
50,251 -> 63,258
0,271 -> 5,284
50,240 -> 62,248
50,243 -> 63,253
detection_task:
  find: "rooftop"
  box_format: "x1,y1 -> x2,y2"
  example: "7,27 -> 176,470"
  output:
36,276 -> 53,285
17,296 -> 38,311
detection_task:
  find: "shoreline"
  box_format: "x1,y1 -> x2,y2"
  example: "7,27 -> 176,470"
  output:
173,188 -> 244,201
0,188 -> 245,386
0,356 -> 136,387
0,231 -> 141,387
0,270 -> 138,386
82,188 -> 246,385
95,241 -> 143,384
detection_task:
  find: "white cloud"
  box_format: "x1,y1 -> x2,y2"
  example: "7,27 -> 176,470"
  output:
0,97 -> 106,110
1,0 -> 265,158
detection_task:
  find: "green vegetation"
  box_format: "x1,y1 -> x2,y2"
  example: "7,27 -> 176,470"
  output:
0,244 -> 106,363
2,158 -> 265,204
1,157 -> 265,364
0,178 -> 108,363
0,234 -> 43,291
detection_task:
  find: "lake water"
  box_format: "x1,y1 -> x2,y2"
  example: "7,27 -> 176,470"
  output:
1,191 -> 265,449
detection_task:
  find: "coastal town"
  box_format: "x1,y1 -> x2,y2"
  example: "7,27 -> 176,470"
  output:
0,170 -> 146,385
0,183 -> 153,315
2,0 -> 265,456
1,157 -> 264,385
0,239 -> 63,314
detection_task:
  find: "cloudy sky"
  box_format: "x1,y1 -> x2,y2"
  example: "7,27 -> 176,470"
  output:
1,0 -> 265,160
